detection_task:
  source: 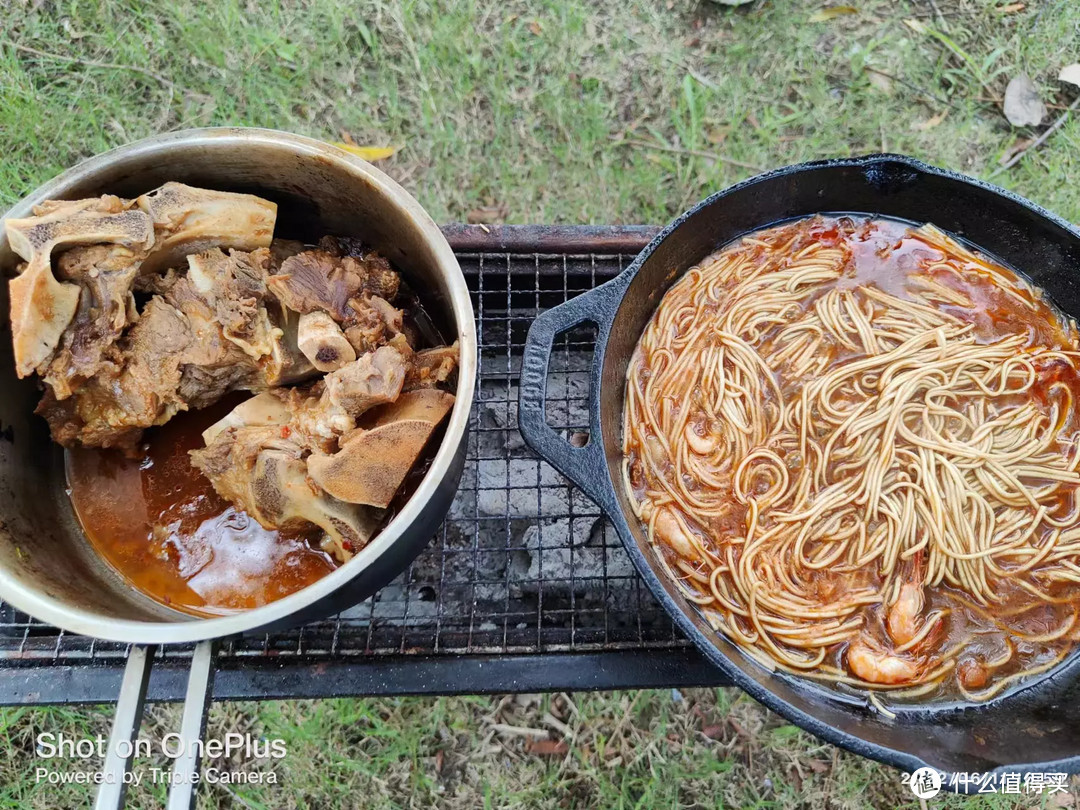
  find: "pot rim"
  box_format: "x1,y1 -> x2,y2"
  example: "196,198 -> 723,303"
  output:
0,127 -> 477,644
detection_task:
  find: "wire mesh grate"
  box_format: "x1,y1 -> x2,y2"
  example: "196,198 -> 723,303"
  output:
0,248 -> 688,667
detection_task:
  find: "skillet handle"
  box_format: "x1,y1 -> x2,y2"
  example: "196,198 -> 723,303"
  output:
519,278 -> 625,514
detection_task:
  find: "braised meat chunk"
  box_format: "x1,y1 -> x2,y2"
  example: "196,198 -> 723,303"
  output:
190,424 -> 381,561
45,243 -> 144,399
192,344 -> 456,561
9,182 -> 460,576
38,246 -> 312,449
268,248 -> 400,321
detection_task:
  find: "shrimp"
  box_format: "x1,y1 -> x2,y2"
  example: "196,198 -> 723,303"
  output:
846,636 -> 921,685
849,556 -> 944,685
957,656 -> 990,690
653,508 -> 698,559
886,580 -> 925,647
886,553 -> 942,649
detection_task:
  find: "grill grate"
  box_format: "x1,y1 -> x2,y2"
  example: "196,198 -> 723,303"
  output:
0,228 -> 698,691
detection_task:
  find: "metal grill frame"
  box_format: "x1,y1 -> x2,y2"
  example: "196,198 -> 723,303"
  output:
0,225 -> 730,705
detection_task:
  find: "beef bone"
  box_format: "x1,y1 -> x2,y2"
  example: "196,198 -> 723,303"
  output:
307,389 -> 455,508
5,197 -> 153,377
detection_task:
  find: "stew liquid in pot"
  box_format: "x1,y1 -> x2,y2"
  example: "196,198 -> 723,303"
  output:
65,397 -> 338,617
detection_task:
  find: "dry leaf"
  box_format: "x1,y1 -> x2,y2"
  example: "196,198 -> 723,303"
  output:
996,2 -> 1025,12
809,5 -> 857,22
333,143 -> 398,161
528,20 -> 542,35
61,18 -> 89,38
706,126 -> 729,145
999,136 -> 1034,165
913,110 -> 948,131
524,738 -> 569,756
1059,63 -> 1080,89
1003,74 -> 1046,127
701,724 -> 725,740
868,71 -> 893,94
903,18 -> 927,34
466,204 -> 509,224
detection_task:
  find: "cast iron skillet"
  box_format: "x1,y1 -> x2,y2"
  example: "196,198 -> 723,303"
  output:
519,155 -> 1080,786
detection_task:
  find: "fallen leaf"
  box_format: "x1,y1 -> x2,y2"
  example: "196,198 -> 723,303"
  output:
1059,63 -> 1080,89
728,717 -> 751,739
466,204 -> 509,224
999,136 -> 1034,165
1003,74 -> 1046,127
434,749 -> 444,774
913,109 -> 948,131
528,20 -> 542,35
61,18 -> 89,38
809,5 -> 857,22
903,18 -> 927,34
525,738 -> 569,756
868,71 -> 893,94
333,143 -> 398,161
706,126 -> 729,145
805,759 -> 830,773
701,724 -> 725,740
996,2 -> 1025,12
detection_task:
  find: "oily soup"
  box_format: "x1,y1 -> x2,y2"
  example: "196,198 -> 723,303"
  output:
622,216 -> 1080,703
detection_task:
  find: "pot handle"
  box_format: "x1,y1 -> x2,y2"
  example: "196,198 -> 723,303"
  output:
95,640 -> 217,810
519,278 -> 625,514
96,644 -> 156,810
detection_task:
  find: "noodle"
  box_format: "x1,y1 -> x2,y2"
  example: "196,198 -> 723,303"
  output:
622,216 -> 1080,702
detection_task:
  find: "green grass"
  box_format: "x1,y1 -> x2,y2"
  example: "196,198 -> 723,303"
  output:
2,0 -> 1080,807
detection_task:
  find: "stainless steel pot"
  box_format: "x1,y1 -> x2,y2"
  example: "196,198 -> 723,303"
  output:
0,128 -> 477,807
